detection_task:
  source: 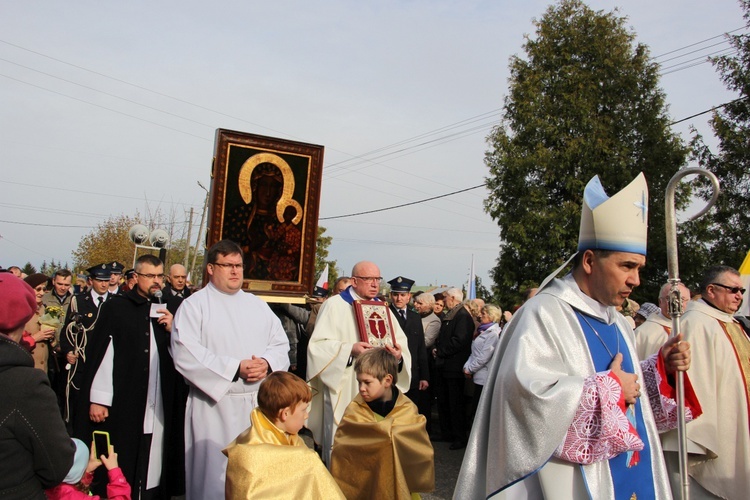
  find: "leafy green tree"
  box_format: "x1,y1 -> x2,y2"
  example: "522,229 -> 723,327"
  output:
72,214 -> 144,271
314,226 -> 338,288
689,0 -> 750,273
485,0 -> 688,307
165,238 -> 204,278
21,262 -> 37,275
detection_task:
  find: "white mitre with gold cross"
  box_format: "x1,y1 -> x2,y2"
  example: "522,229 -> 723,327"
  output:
578,172 -> 649,256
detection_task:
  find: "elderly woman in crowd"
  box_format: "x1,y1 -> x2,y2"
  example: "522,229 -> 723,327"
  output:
23,273 -> 55,373
463,304 -> 502,422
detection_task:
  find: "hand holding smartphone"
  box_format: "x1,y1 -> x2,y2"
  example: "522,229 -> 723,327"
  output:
92,430 -> 110,459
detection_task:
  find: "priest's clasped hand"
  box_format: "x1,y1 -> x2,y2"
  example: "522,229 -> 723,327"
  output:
609,353 -> 640,405
660,333 -> 690,373
239,356 -> 269,383
90,403 -> 109,423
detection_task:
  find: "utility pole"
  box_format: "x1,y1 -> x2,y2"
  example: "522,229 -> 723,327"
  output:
183,207 -> 194,269
190,181 -> 210,283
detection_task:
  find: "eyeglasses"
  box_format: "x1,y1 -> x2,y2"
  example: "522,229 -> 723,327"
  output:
211,263 -> 244,270
711,283 -> 746,295
354,276 -> 382,283
137,273 -> 165,280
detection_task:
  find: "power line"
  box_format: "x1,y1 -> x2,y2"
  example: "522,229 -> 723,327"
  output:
0,180 -> 202,209
320,184 -> 485,220
669,96 -> 749,125
652,26 -> 746,59
334,237 -> 498,252
0,219 -> 94,229
0,38 -> 288,138
0,56 -> 216,129
0,72 -> 210,141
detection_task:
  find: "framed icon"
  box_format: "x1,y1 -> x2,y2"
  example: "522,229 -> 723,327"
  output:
207,129 -> 324,300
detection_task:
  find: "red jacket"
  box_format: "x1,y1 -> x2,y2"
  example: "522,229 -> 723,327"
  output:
45,468 -> 131,500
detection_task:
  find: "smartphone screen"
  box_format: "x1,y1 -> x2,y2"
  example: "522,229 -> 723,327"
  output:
93,431 -> 110,458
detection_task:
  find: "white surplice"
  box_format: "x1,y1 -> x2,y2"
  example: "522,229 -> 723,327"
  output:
634,311 -> 671,360
170,282 -> 290,500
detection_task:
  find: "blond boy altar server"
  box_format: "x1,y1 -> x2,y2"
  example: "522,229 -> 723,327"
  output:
455,174 -> 700,500
307,260 -> 411,463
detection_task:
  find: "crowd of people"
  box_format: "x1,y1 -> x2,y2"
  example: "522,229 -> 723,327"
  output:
2,172 -> 750,500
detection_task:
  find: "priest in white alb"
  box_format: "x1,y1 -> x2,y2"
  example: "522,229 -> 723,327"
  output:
663,265 -> 750,499
455,173 -> 701,500
307,260 -> 411,464
634,281 -> 690,360
170,240 -> 290,500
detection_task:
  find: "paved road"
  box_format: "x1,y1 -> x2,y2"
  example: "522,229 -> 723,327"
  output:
422,440 -> 465,499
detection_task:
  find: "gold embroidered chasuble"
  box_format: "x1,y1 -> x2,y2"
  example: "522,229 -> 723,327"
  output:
330,392 -> 434,499
722,320 -> 750,412
223,408 -> 344,499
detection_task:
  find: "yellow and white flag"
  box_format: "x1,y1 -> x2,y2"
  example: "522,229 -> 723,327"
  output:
739,250 -> 750,316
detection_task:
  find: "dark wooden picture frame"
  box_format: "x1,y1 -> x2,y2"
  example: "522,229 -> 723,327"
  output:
353,300 -> 397,348
207,129 -> 324,300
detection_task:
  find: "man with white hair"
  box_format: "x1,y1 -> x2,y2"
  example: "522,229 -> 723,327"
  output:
413,291 -> 441,432
635,282 -> 690,359
434,286 -> 474,450
307,260 -> 411,463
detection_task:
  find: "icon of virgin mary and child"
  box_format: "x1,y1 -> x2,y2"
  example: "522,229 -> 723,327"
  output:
223,152 -> 304,282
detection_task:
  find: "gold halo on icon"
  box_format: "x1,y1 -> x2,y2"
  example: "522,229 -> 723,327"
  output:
238,152 -> 303,225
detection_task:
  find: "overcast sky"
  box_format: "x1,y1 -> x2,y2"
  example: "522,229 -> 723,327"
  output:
0,0 -> 744,295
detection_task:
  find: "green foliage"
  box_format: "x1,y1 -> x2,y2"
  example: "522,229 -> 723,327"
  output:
165,238 -> 205,281
688,0 -> 750,276
21,262 -> 37,275
39,259 -> 68,276
485,0 -> 689,307
314,226 -> 339,287
72,214 -> 144,271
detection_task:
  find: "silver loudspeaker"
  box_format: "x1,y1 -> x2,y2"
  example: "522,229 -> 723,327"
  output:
149,229 -> 170,248
129,224 -> 150,245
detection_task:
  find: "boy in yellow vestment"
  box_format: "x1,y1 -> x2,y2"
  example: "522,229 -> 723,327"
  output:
331,348 -> 434,499
223,372 -> 344,499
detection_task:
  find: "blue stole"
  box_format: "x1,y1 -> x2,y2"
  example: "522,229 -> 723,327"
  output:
574,310 -> 654,500
339,286 -> 382,306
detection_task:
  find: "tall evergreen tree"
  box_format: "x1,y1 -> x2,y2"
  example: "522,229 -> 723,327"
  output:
485,0 -> 688,307
314,226 -> 339,286
689,0 -> 750,271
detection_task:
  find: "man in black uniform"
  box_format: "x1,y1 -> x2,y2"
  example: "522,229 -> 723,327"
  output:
108,261 -> 125,295
388,276 -> 429,413
60,263 -> 113,430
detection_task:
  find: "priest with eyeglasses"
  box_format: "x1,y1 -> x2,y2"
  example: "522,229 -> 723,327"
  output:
307,260 -> 412,464
170,239 -> 290,500
664,264 -> 750,499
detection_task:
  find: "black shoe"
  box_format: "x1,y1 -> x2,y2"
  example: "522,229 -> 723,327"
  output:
449,440 -> 466,450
